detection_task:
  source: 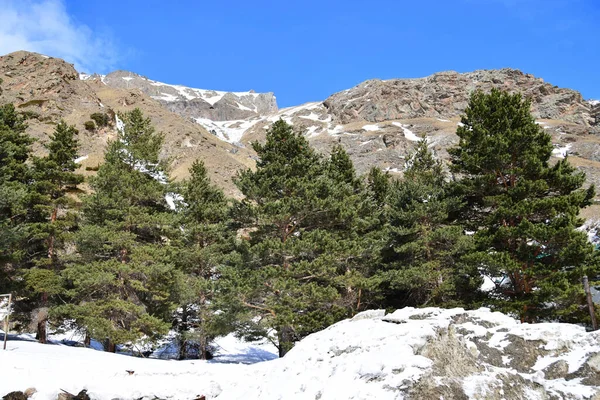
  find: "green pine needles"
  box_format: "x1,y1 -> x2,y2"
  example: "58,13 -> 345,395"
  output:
450,89 -> 598,322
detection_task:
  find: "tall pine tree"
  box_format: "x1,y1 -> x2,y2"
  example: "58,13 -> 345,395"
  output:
0,104 -> 33,295
24,121 -> 84,343
221,121 -> 373,356
172,160 -> 233,359
450,89 -> 598,323
56,109 -> 177,351
375,140 -> 478,309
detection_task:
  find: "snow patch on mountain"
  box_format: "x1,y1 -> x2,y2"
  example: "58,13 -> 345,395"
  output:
74,155 -> 88,164
194,118 -> 261,143
268,102 -> 323,122
383,167 -> 402,173
362,124 -> 380,131
392,122 -> 421,141
137,77 -> 263,106
305,126 -> 320,137
552,143 -> 572,158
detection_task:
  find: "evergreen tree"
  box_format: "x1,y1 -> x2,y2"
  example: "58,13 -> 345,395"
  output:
376,140 -> 477,309
56,109 -> 177,351
172,160 -> 233,359
366,166 -> 391,209
0,104 -> 33,294
449,89 -> 598,323
23,121 -> 84,343
221,121 -> 373,356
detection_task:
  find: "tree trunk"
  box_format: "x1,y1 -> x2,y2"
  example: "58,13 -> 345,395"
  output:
277,326 -> 294,357
84,333 -> 91,347
105,339 -> 116,353
178,336 -> 188,360
200,334 -> 208,360
178,308 -> 189,360
48,207 -> 58,259
39,207 -> 56,345
36,319 -> 47,344
37,293 -> 48,344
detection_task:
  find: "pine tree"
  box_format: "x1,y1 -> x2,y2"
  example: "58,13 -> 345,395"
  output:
0,104 -> 33,294
23,121 -> 84,343
221,121 -> 374,356
172,160 -> 233,359
449,89 -> 598,323
376,140 -> 477,309
56,109 -> 177,351
366,166 -> 391,209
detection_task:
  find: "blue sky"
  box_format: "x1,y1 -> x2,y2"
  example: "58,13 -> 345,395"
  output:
1,0 -> 598,107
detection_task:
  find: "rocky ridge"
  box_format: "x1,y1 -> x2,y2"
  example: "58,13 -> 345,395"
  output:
323,69 -> 595,126
591,100 -> 600,126
98,70 -> 277,121
236,69 -> 600,204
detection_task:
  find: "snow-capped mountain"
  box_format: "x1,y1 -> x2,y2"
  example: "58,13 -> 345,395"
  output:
101,70 -> 278,122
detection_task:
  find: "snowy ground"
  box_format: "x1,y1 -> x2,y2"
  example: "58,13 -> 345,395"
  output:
0,330 -> 277,400
2,308 -> 599,400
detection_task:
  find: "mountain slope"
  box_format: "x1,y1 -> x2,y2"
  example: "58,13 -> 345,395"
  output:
238,69 -> 600,200
3,51 -> 600,203
0,51 -> 254,197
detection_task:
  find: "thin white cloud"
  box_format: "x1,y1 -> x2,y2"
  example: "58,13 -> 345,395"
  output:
0,0 -> 119,73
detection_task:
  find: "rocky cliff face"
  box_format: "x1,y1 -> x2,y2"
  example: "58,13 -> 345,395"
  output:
0,51 -> 108,157
591,100 -> 600,126
101,70 -> 278,122
323,69 -> 594,126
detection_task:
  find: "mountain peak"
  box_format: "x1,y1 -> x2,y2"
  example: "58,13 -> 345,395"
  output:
99,70 -> 278,122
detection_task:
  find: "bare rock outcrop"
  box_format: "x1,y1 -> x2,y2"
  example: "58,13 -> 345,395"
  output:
323,69 -> 594,126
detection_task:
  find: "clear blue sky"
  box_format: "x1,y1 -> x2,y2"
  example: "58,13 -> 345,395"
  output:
3,0 -> 599,107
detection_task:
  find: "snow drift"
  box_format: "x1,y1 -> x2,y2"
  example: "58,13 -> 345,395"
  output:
2,307 -> 599,400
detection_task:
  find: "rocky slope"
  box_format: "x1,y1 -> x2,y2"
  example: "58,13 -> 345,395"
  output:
1,307 -> 599,399
238,70 -> 600,205
591,100 -> 600,125
324,69 -> 594,125
0,51 -> 255,197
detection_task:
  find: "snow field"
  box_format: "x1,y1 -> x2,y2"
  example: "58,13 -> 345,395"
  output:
2,307 -> 599,400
